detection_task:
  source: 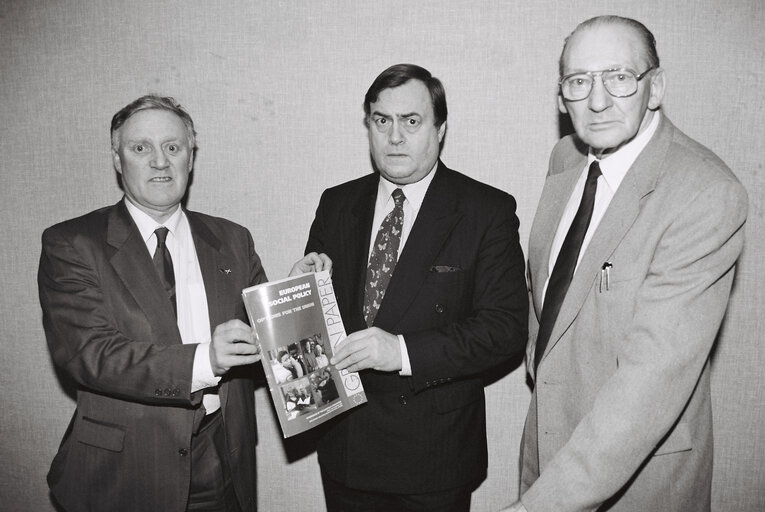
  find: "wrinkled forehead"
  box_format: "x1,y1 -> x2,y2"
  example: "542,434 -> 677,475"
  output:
562,24 -> 648,74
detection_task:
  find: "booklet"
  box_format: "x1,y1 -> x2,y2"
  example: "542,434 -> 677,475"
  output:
242,271 -> 367,437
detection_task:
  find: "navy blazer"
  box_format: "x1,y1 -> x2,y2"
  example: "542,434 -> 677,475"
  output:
305,162 -> 528,493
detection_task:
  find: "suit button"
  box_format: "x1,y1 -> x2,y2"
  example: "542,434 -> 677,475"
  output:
434,303 -> 444,313
155,389 -> 162,396
172,388 -> 180,396
164,388 -> 171,396
398,395 -> 407,405
178,448 -> 188,456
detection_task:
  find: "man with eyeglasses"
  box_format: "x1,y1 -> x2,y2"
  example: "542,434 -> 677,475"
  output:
502,15 -> 748,512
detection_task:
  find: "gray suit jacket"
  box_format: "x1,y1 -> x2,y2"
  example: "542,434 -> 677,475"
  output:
521,116 -> 747,511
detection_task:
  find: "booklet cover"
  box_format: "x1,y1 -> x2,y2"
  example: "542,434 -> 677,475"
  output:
242,271 -> 367,437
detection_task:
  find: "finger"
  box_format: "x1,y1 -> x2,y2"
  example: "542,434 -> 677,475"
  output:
213,340 -> 258,364
318,253 -> 332,272
218,318 -> 249,331
340,329 -> 370,344
215,325 -> 256,345
330,340 -> 359,364
334,345 -> 371,371
289,253 -> 320,276
302,252 -> 322,270
224,353 -> 262,367
230,341 -> 259,355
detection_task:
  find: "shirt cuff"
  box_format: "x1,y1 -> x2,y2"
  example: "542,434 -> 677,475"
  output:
192,342 -> 221,393
398,334 -> 412,376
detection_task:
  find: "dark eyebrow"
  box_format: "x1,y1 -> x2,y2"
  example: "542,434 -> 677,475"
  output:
371,111 -> 422,119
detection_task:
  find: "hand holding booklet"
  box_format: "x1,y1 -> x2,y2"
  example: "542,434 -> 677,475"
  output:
242,271 -> 367,437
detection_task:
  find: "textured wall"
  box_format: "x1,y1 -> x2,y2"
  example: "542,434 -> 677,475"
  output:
1,1 -> 762,510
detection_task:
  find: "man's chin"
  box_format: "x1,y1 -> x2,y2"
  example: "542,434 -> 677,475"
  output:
582,134 -> 628,156
378,166 -> 415,183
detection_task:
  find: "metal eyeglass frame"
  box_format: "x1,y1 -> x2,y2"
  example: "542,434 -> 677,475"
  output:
559,66 -> 656,101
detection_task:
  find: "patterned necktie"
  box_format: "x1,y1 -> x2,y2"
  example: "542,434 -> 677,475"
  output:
363,188 -> 406,327
534,160 -> 602,370
153,227 -> 176,316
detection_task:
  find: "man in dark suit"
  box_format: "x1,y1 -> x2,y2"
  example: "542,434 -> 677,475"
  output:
504,16 -> 747,512
38,95 -> 318,512
304,64 -> 528,511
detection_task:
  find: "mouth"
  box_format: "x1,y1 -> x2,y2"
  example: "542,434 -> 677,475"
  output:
149,176 -> 173,183
589,121 -> 619,130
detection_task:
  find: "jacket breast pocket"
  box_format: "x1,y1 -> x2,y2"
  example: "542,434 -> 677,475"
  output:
428,269 -> 468,310
653,421 -> 692,456
595,273 -> 641,348
77,416 -> 126,452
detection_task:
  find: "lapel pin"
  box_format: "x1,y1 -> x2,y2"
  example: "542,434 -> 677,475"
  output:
219,268 -> 232,275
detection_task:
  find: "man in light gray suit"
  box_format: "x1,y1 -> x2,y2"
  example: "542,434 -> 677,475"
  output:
504,15 -> 748,512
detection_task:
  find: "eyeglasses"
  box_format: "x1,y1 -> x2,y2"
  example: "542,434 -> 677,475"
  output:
559,67 -> 656,101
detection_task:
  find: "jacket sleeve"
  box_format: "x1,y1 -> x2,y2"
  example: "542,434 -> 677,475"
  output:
403,193 -> 529,391
38,226 -> 200,406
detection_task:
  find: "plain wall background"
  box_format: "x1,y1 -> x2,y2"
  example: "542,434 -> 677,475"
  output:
1,1 -> 762,510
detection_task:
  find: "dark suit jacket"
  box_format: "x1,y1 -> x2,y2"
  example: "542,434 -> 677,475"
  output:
38,200 -> 266,512
305,162 -> 528,494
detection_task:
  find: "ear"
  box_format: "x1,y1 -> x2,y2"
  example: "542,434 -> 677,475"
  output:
111,148 -> 122,174
557,94 -> 568,115
647,67 -> 666,110
437,121 -> 447,143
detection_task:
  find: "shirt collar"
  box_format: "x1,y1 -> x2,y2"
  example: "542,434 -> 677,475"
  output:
124,198 -> 183,243
589,111 -> 661,192
377,160 -> 439,213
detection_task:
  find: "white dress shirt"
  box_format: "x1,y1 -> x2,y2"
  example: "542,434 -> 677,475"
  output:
543,112 -> 661,303
369,163 -> 438,376
125,199 -> 221,413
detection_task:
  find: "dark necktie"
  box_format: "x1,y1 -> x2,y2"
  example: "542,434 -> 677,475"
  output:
534,160 -> 602,370
153,227 -> 176,316
363,188 -> 406,327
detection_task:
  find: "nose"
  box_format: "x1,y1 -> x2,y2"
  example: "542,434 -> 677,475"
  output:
588,75 -> 612,112
151,149 -> 170,169
388,120 -> 405,145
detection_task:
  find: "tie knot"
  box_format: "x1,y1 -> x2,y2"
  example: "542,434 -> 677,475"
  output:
392,188 -> 406,207
154,227 -> 169,247
588,160 -> 602,180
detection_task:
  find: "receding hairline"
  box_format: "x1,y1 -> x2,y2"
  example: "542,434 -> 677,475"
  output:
559,16 -> 660,75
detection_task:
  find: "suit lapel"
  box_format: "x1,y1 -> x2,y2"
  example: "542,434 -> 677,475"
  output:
346,175 -> 378,324
186,211 -> 235,408
374,164 -> 463,330
530,165 -> 584,317
186,211 -> 225,328
107,201 -> 182,346
539,117 -> 674,363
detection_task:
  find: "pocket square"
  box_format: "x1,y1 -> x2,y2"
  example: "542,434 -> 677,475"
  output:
430,265 -> 462,273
